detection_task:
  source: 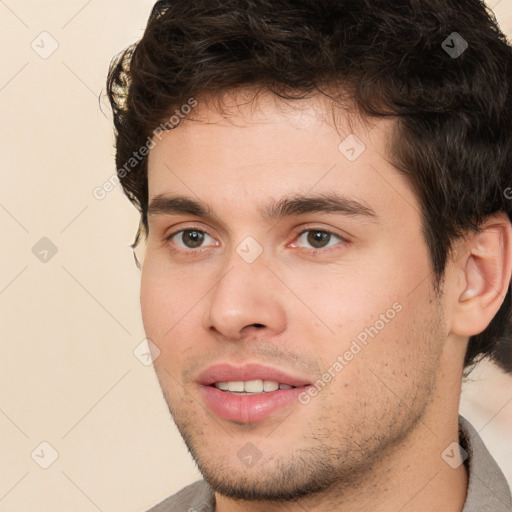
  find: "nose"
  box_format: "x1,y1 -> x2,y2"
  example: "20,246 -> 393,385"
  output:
202,255 -> 287,341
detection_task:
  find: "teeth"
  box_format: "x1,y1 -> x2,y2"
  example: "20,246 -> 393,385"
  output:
263,381 -> 279,392
245,379 -> 264,392
213,380 -> 295,393
226,381 -> 244,392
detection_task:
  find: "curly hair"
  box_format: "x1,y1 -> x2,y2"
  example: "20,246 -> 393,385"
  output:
106,0 -> 512,374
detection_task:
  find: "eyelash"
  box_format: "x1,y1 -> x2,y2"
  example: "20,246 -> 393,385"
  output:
163,225 -> 348,256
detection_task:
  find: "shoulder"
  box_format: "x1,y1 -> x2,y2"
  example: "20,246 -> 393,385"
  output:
144,479 -> 215,512
459,415 -> 512,512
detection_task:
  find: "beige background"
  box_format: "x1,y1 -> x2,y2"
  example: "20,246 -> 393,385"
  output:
0,1 -> 511,510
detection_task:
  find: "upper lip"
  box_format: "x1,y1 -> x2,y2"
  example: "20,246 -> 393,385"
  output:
197,363 -> 312,387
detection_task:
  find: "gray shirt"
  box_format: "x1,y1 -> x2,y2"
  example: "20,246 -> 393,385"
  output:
146,415 -> 512,511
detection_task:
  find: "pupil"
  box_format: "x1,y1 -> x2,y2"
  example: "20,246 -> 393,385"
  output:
307,231 -> 330,248
184,230 -> 204,248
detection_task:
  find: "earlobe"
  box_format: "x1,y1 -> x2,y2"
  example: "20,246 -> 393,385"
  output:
451,214 -> 512,337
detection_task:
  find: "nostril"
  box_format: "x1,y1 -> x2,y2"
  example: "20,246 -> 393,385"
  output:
252,323 -> 265,328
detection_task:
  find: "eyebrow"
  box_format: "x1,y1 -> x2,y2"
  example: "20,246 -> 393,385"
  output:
147,192 -> 378,223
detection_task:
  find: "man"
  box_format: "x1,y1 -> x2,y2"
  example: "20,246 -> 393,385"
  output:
106,0 -> 512,510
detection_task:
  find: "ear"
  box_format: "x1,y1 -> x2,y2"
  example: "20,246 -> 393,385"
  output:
450,213 -> 512,337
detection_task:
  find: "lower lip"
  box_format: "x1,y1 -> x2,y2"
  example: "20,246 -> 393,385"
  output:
200,385 -> 310,423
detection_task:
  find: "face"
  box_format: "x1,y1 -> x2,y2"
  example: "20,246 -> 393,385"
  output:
140,90 -> 449,501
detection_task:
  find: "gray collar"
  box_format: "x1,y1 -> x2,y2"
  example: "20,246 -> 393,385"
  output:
459,414 -> 512,511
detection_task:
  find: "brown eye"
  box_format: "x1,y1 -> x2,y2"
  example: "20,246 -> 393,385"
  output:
307,231 -> 331,248
166,228 -> 217,251
294,229 -> 344,251
180,230 -> 205,248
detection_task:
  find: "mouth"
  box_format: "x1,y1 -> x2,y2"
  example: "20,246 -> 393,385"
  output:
197,363 -> 312,423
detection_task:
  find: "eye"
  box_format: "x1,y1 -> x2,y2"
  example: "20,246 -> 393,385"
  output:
166,228 -> 217,250
293,229 -> 345,250
163,226 -> 346,254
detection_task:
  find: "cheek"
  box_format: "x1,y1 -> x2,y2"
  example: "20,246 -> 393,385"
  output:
285,259 -> 403,338
140,257 -> 196,342
140,262 -> 167,338
287,243 -> 436,366
140,256 -> 222,371
141,250 -> 207,303
140,266 -> 195,392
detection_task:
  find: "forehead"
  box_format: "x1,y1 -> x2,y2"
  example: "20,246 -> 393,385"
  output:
148,87 -> 381,167
146,89 -> 418,226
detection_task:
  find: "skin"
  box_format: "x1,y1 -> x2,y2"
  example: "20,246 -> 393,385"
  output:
139,88 -> 511,511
